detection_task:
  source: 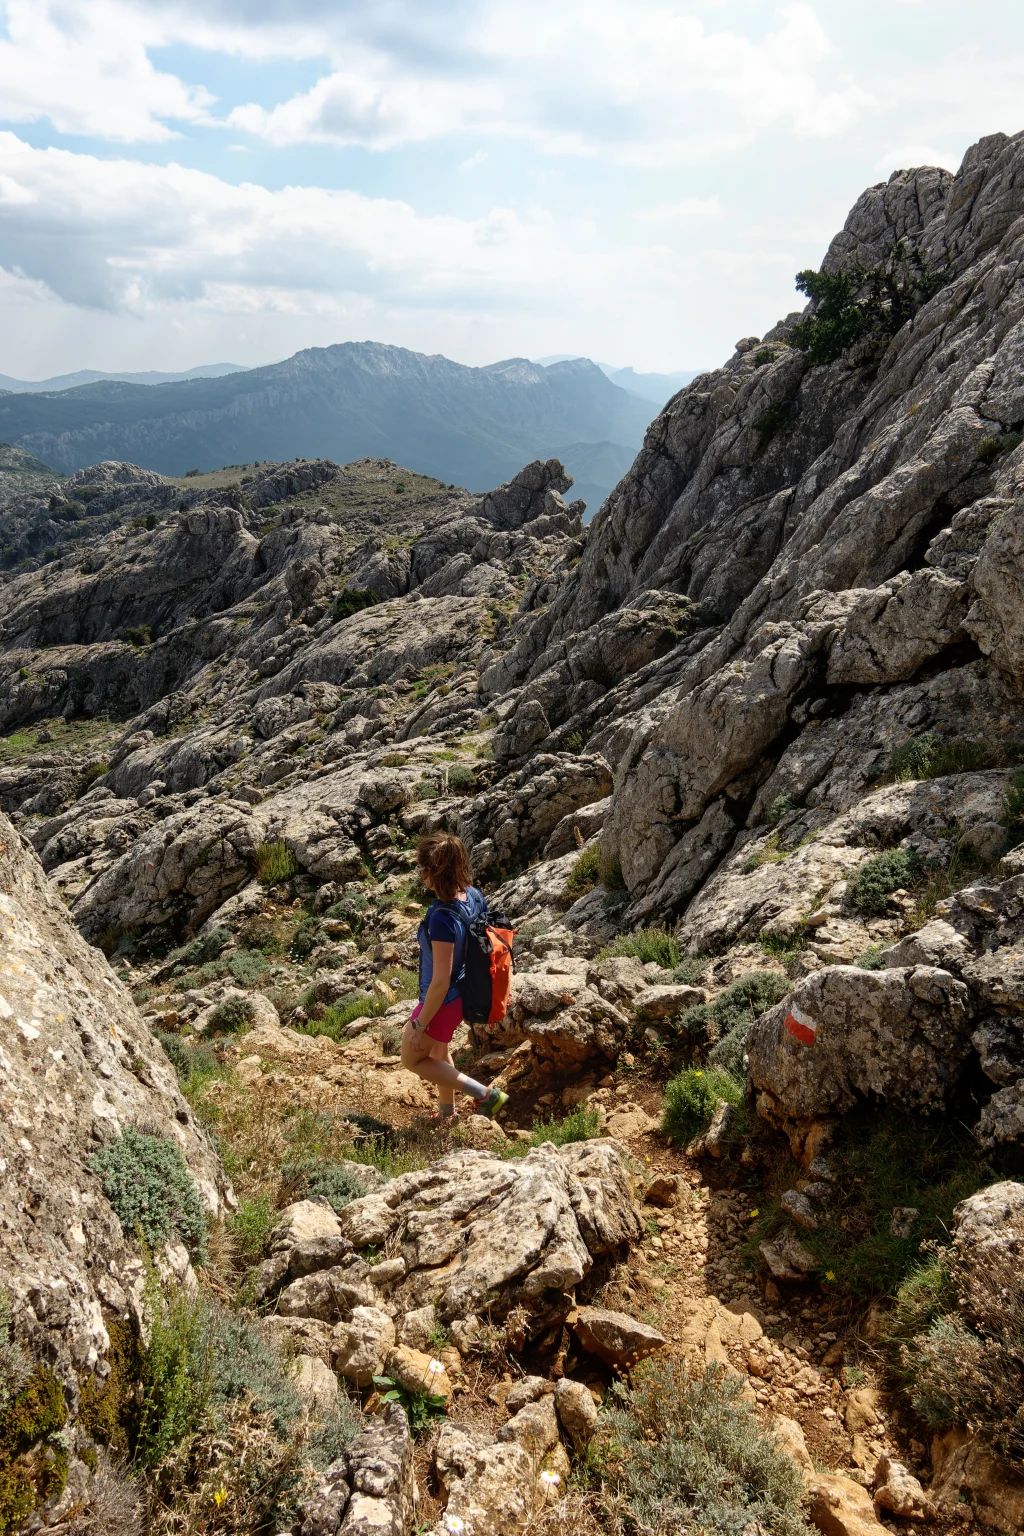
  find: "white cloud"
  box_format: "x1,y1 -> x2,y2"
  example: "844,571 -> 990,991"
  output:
0,0 -> 215,141
459,150 -> 488,171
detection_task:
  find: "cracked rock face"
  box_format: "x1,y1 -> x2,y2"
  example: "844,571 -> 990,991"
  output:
0,812 -> 228,1386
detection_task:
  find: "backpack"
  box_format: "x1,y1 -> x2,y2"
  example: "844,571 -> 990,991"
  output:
446,893 -> 516,1025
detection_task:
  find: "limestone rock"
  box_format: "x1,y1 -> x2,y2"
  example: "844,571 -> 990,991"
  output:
554,1376 -> 599,1449
571,1306 -> 666,1369
330,1306 -> 396,1386
772,1415 -> 815,1480
277,1259 -> 378,1321
759,1228 -> 817,1282
385,1344 -> 452,1403
432,1423 -> 536,1536
807,1473 -> 890,1536
496,1393 -> 561,1474
292,1354 -> 341,1416
396,1303 -> 437,1353
505,1375 -> 553,1415
0,812 -> 226,1390
747,964 -> 972,1141
872,1456 -> 936,1522
337,1192 -> 401,1248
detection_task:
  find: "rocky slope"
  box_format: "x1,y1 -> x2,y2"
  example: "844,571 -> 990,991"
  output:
3,128 -> 1024,1534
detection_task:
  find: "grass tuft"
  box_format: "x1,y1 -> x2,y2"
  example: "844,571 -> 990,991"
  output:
254,841 -> 298,885
662,1067 -> 742,1145
597,927 -> 680,969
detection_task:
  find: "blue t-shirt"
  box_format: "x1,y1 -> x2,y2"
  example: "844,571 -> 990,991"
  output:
417,887 -> 485,1004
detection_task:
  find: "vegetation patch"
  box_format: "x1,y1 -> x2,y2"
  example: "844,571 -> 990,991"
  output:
791,243 -> 945,367
0,1298 -> 68,1534
846,847 -> 919,915
281,1160 -> 369,1213
597,927 -> 680,969
602,1357 -> 809,1536
662,1067 -> 743,1145
680,971 -> 789,1064
206,995 -> 256,1034
254,840 -> 298,885
88,1128 -> 208,1259
563,843 -> 601,901
333,586 -> 379,621
528,1104 -> 601,1147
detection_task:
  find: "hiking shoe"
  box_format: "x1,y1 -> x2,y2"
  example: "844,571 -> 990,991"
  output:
478,1087 -> 508,1119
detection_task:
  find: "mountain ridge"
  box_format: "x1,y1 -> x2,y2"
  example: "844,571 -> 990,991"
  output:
0,341 -> 653,510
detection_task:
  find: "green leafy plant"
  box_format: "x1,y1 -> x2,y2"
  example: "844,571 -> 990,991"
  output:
564,843 -> 601,900
791,243 -> 945,367
754,400 -> 798,444
597,927 -> 680,969
333,586 -> 379,621
207,995 -> 255,1034
412,779 -> 440,801
662,1067 -> 742,1145
766,793 -> 795,826
447,763 -> 476,791
227,1194 -> 276,1262
283,1160 -> 368,1213
846,847 -> 919,915
255,840 -> 298,885
529,1104 -> 601,1147
123,624 -> 152,647
562,729 -> 586,753
228,949 -> 270,986
602,1357 -> 809,1536
681,972 -> 789,1063
753,347 -> 776,366
371,1376 -> 447,1436
671,956 -> 710,986
88,1128 -> 208,1258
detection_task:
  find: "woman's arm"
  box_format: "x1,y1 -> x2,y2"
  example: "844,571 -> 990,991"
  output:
416,940 -> 454,1029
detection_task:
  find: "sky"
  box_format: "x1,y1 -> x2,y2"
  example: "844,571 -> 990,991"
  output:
1,0 -> 1023,379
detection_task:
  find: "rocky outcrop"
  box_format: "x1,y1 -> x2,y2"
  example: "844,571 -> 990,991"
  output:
0,811 -> 227,1383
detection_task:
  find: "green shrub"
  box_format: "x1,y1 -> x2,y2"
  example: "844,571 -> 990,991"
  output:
604,1357 -> 809,1536
564,843 -> 601,900
228,1195 -> 276,1262
0,1307 -> 68,1532
207,1311 -> 301,1436
254,840 -> 298,885
88,1128 -> 208,1258
753,347 -> 775,366
885,731 -> 995,783
977,429 -> 1023,463
333,586 -> 379,621
847,847 -> 918,915
793,1111 -> 989,1298
412,779 -> 440,801
885,1257 -> 955,1371
177,927 -> 231,966
754,400 -> 798,443
123,624 -> 152,647
80,762 -> 108,790
662,1067 -> 743,1145
562,729 -> 586,754
530,1104 -> 601,1147
855,945 -> 887,970
155,1033 -> 220,1104
447,763 -> 476,791
207,995 -> 255,1034
681,971 -> 789,1052
791,267 -> 865,365
672,956 -> 710,986
285,1161 -> 369,1213
228,950 -> 269,986
597,927 -> 680,969
301,994 -> 386,1042
290,916 -> 320,959
766,793 -> 795,826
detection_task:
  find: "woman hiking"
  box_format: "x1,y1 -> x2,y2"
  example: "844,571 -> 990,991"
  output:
401,830 -> 507,1120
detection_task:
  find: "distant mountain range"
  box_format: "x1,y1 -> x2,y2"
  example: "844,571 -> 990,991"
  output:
534,357 -> 700,406
0,363 -> 249,392
0,343 -> 657,515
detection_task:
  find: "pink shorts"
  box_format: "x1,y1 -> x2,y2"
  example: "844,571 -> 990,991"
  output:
411,997 -> 464,1044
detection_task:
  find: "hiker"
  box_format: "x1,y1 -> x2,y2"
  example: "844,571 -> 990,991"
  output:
401,830 -> 508,1120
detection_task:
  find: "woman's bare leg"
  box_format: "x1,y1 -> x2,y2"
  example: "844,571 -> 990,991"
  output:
400,1022 -> 488,1102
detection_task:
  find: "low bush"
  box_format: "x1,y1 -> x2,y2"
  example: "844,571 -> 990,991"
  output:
207,995 -> 255,1034
597,927 -> 680,969
176,927 -> 231,966
254,840 -> 298,885
846,847 -> 918,915
754,400 -> 798,443
229,949 -> 270,986
378,1022 -> 403,1056
895,1244 -> 1024,1459
284,1160 -> 368,1214
662,1067 -> 743,1144
447,763 -> 476,791
0,1299 -> 68,1531
681,971 -> 789,1056
228,1194 -> 276,1262
564,843 -> 601,900
529,1104 -> 601,1147
672,956 -> 710,986
1003,767 -> 1024,848
301,994 -> 386,1042
412,779 -> 440,801
88,1128 -> 208,1258
603,1357 -> 809,1536
333,586 -> 378,621
885,731 -> 997,783
123,624 -> 152,647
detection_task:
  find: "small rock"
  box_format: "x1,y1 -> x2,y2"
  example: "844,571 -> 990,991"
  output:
554,1376 -> 599,1449
337,1191 -> 400,1248
807,1472 -> 890,1536
497,1394 -> 560,1475
781,1189 -> 820,1230
889,1207 -> 919,1239
772,1414 -> 814,1480
386,1344 -> 452,1403
505,1375 -> 553,1415
397,1303 -> 438,1353
292,1353 -> 340,1416
759,1227 -> 817,1281
331,1306 -> 396,1386
844,1386 -> 882,1433
572,1306 -> 667,1370
370,1256 -> 407,1288
872,1455 -> 936,1522
644,1173 -> 682,1207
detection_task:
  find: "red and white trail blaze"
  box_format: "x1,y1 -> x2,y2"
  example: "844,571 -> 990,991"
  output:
784,1004 -> 817,1046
